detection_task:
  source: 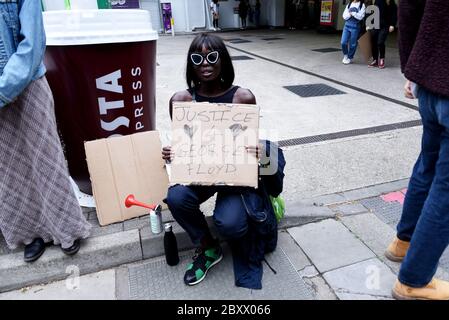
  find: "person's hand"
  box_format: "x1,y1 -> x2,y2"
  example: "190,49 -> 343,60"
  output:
162,146 -> 174,163
389,26 -> 395,33
404,80 -> 415,99
245,143 -> 264,160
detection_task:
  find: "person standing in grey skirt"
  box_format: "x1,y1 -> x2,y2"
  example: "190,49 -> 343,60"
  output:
0,0 -> 91,262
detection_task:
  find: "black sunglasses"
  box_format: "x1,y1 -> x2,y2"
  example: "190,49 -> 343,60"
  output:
190,51 -> 220,66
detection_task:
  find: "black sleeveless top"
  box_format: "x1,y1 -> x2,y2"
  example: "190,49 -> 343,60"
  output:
187,86 -> 240,103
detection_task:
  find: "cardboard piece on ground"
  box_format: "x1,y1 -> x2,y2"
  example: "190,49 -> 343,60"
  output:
84,131 -> 169,226
358,31 -> 372,64
170,102 -> 260,188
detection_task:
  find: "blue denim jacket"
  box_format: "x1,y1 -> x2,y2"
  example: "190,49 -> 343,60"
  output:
0,0 -> 46,108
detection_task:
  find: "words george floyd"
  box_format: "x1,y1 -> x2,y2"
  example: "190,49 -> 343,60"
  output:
171,102 -> 260,188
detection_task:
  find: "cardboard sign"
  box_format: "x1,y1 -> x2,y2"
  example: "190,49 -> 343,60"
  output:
170,102 -> 260,188
85,131 -> 169,226
358,31 -> 372,64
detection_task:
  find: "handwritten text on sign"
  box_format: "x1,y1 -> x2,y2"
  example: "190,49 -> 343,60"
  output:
170,102 -> 260,187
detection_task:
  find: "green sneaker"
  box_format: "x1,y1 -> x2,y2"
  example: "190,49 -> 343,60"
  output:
184,245 -> 223,286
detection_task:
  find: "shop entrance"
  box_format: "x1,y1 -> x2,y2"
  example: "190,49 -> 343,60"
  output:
285,0 -> 321,30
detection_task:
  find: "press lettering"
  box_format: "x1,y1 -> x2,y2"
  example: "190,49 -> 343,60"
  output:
135,107 -> 144,118
131,67 -> 142,77
132,81 -> 143,90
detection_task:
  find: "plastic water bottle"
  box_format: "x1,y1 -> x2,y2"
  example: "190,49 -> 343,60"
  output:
164,223 -> 179,266
150,205 -> 163,234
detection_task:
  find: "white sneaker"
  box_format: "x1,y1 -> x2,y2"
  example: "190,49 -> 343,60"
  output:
216,27 -> 221,31
343,57 -> 352,65
342,55 -> 349,64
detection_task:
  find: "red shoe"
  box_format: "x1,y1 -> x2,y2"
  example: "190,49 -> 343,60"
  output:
378,59 -> 385,69
368,60 -> 378,68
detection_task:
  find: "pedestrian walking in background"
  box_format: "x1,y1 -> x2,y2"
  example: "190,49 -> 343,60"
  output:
368,0 -> 397,69
287,0 -> 300,30
384,0 -> 449,300
297,0 -> 311,30
239,0 -> 249,29
254,0 -> 261,27
210,0 -> 220,31
341,0 -> 366,65
162,33 -> 286,289
0,0 -> 91,262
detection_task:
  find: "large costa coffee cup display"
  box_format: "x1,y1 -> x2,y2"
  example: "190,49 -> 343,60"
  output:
43,10 -> 158,194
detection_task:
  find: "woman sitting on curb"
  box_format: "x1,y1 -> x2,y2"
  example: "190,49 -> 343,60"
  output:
162,33 -> 286,289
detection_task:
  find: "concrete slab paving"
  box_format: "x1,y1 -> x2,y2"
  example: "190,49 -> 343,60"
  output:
288,219 -> 375,273
280,201 -> 335,228
303,276 -> 338,300
0,269 -> 116,300
90,222 -> 124,238
278,231 -> 312,272
115,267 -> 131,301
340,178 -> 410,202
0,230 -> 141,293
323,258 -> 396,300
332,203 -> 369,216
359,197 -> 449,279
340,213 -> 397,263
340,211 -> 449,281
302,193 -> 348,206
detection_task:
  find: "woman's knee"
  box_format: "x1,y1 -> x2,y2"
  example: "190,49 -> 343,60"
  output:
214,217 -> 247,240
165,185 -> 197,213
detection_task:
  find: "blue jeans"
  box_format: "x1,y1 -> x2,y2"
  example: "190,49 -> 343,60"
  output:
397,87 -> 449,287
341,23 -> 360,60
165,185 -> 249,246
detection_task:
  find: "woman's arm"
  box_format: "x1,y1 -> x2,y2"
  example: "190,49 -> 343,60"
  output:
353,4 -> 366,20
164,90 -> 193,162
0,0 -> 46,108
342,5 -> 351,20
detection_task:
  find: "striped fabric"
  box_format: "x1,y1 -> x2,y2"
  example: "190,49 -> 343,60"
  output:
0,76 -> 91,249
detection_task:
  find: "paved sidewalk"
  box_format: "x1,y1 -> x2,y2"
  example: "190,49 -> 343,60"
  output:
2,180 -> 448,300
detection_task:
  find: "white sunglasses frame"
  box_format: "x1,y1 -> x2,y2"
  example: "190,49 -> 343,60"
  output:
190,51 -> 220,66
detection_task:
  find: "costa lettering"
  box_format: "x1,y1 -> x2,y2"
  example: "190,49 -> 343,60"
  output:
96,67 -> 145,137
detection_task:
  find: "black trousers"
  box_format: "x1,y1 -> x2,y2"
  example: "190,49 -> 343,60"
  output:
370,28 -> 389,60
